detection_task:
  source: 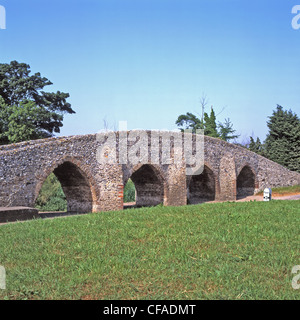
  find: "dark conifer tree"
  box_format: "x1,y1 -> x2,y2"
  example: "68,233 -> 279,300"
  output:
264,105 -> 300,172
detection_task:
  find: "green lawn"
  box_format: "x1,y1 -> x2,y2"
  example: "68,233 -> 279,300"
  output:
256,184 -> 300,196
0,201 -> 299,300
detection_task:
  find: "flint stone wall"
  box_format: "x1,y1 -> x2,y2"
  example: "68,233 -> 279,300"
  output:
0,131 -> 299,212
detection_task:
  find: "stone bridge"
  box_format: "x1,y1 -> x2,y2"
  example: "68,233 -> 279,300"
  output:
0,131 -> 299,213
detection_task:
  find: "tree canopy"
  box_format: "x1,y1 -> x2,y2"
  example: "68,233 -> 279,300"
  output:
218,118 -> 240,142
203,108 -> 219,137
248,136 -> 264,156
175,105 -> 239,142
264,105 -> 300,172
175,112 -> 203,132
0,61 -> 75,144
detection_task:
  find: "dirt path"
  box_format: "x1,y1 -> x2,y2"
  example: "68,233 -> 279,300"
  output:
271,194 -> 300,200
235,194 -> 300,202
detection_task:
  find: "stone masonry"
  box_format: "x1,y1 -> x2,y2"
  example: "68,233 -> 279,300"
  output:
0,131 -> 299,213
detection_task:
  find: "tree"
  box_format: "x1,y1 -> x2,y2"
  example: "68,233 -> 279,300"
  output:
264,105 -> 300,172
199,94 -> 208,125
0,60 -> 75,144
218,118 -> 239,142
124,179 -> 136,203
35,173 -> 67,212
175,94 -> 208,133
204,107 -> 219,137
249,136 -> 264,156
175,112 -> 203,133
0,99 -> 64,143
175,104 -> 238,142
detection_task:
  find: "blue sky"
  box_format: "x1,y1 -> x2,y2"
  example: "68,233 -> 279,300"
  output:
0,0 -> 300,142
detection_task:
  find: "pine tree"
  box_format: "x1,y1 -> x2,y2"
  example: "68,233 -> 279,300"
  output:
218,118 -> 239,142
249,136 -> 264,156
175,105 -> 238,141
204,107 -> 219,137
264,105 -> 300,172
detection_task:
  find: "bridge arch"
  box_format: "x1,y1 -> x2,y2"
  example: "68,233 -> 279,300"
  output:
1,131 -> 300,213
125,164 -> 166,207
35,157 -> 97,213
236,164 -> 256,199
187,163 -> 217,204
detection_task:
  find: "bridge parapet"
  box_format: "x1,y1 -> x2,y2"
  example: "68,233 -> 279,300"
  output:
0,132 -> 299,213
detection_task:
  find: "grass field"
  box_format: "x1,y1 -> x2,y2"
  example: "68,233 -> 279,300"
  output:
256,185 -> 300,197
0,200 -> 299,300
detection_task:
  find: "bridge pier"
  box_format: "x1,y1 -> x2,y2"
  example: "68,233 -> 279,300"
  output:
217,155 -> 237,201
0,133 -> 299,213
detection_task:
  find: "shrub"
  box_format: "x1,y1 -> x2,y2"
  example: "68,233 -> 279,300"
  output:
124,179 -> 136,202
35,173 -> 67,212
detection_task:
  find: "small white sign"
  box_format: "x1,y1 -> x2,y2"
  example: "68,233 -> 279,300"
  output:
263,188 -> 272,201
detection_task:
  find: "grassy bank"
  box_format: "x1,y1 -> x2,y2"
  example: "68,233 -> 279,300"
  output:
256,185 -> 300,197
0,200 -> 299,300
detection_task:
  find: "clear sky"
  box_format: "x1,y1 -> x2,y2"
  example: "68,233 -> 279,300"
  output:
0,0 -> 300,143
